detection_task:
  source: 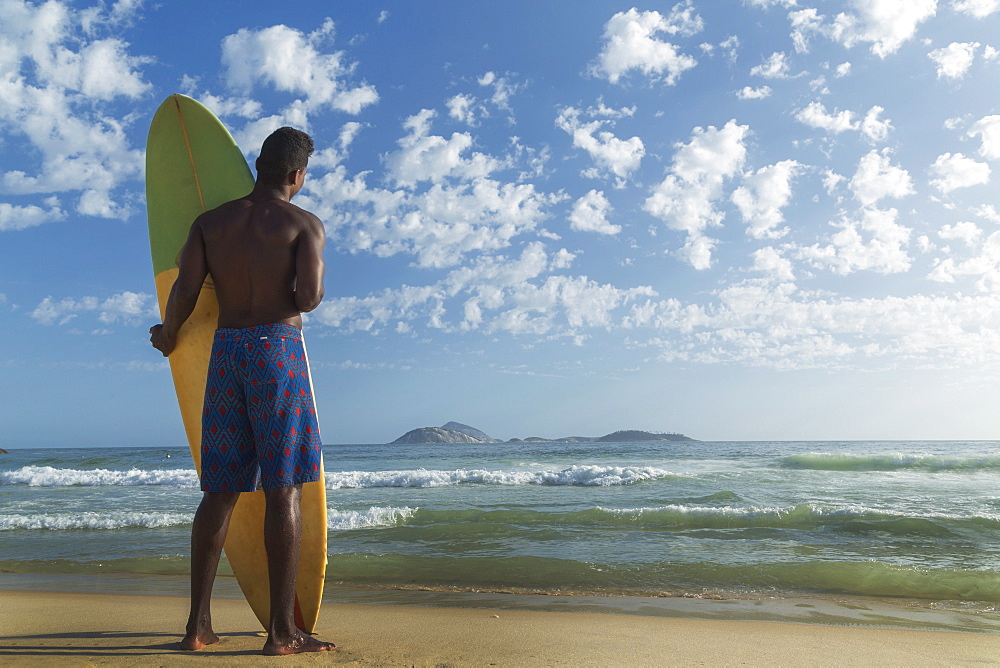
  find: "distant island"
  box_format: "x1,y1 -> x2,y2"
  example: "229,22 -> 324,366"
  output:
390,423 -> 695,444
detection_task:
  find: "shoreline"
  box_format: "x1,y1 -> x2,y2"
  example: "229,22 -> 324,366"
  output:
4,571 -> 1000,635
3,589 -> 1000,666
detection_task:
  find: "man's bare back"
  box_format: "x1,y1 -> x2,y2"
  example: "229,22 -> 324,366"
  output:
150,171 -> 325,357
197,194 -> 325,330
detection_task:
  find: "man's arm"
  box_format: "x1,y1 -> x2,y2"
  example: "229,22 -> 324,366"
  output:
149,219 -> 210,356
294,213 -> 326,313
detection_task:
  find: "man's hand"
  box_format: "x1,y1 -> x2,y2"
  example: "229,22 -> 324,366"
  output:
149,324 -> 176,357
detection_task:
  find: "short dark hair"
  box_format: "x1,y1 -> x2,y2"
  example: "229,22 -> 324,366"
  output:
256,127 -> 314,179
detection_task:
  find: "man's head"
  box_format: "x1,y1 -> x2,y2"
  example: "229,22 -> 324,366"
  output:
256,127 -> 314,183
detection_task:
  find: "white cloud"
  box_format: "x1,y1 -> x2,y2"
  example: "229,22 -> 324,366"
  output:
644,120 -> 749,269
0,200 -> 66,231
795,101 -> 857,133
951,0 -> 1000,17
591,5 -> 701,85
849,149 -> 914,206
31,291 -> 156,327
314,242 -> 655,336
929,231 -> 1000,290
860,106 -> 893,143
386,109 -> 500,187
968,115 -> 1000,160
831,0 -> 939,58
750,52 -> 792,78
751,247 -> 796,281
928,42 -> 979,78
835,61 -> 852,77
731,160 -> 803,239
0,0 -> 149,219
938,221 -> 982,246
788,1 -> 937,58
569,190 -> 621,235
555,106 -> 645,182
929,152 -> 991,193
221,19 -> 378,114
299,111 -> 565,269
744,0 -> 799,7
794,100 -> 893,142
800,207 -> 912,275
446,94 -> 478,125
736,85 -> 772,99
631,281 -> 1000,369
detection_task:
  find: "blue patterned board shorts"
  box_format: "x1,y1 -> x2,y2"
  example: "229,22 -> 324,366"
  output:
201,323 -> 323,493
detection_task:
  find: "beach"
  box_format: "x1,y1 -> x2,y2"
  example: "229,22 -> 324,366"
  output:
5,440 -> 1000,664
3,589 -> 999,666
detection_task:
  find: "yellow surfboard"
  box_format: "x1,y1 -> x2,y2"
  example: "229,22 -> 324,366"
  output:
145,94 -> 327,632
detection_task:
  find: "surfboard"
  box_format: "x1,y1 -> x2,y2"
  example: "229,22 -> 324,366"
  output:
145,94 -> 327,633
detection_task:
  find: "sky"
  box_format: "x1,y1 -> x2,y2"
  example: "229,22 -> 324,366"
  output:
3,0 -> 1000,447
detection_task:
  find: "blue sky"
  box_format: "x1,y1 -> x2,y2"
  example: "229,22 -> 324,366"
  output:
3,0 -> 1000,447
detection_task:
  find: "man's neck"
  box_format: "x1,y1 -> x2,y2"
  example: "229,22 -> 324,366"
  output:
249,181 -> 293,203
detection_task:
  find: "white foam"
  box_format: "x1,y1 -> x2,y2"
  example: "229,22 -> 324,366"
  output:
0,511 -> 191,530
327,506 -> 417,531
0,466 -> 198,487
324,464 -> 676,489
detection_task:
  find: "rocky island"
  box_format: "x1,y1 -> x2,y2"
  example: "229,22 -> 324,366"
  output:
390,423 -> 694,444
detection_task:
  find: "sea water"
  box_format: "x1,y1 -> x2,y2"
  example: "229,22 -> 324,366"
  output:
3,440 -> 1000,629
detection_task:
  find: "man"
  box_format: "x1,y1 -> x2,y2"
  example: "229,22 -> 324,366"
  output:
150,127 -> 335,656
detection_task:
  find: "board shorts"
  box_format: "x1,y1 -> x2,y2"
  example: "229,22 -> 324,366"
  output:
200,323 -> 323,493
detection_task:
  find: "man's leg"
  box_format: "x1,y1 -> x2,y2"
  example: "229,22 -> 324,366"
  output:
181,490 -> 241,651
261,484 -> 335,655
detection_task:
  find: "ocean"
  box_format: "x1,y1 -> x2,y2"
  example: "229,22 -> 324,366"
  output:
3,440 -> 1000,631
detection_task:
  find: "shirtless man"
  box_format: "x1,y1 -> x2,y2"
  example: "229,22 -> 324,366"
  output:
149,127 -> 335,656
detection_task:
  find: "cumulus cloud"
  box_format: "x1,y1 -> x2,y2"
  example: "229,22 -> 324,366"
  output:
591,4 -> 702,85
31,291 -> 156,327
968,115 -> 1000,160
569,190 -> 620,235
555,105 -> 645,183
629,280 -> 1000,369
860,106 -> 893,143
795,101 -> 894,144
0,0 -> 149,220
314,242 -> 655,336
951,0 -> 1000,17
751,246 -> 796,281
221,19 -> 378,114
849,150 -> 914,206
750,52 -> 792,78
789,1 -> 937,58
800,207 -> 912,275
644,120 -> 749,269
731,160 -> 803,239
929,230 -> 1000,291
794,101 -> 858,133
929,152 -> 991,193
938,221 -> 982,246
299,110 -> 564,269
386,109 -> 500,187
0,200 -> 66,231
928,41 -> 980,78
736,85 -> 772,99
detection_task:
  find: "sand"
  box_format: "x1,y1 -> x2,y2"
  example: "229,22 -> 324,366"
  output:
1,589 -> 998,666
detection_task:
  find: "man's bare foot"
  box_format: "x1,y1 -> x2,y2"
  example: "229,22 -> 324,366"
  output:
262,630 -> 336,656
180,630 -> 220,651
